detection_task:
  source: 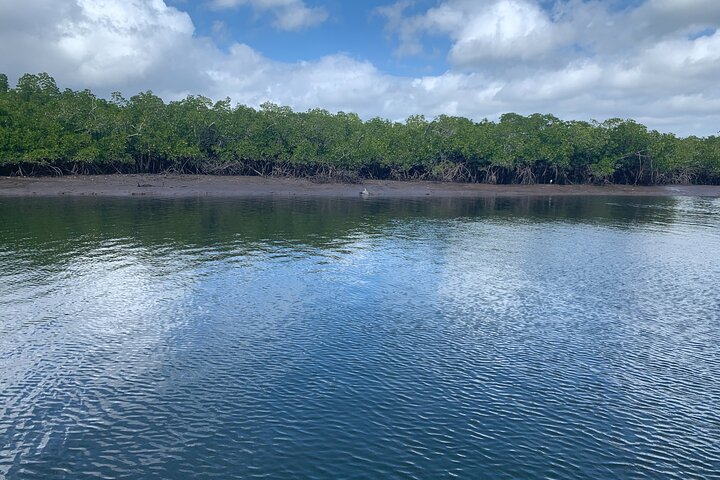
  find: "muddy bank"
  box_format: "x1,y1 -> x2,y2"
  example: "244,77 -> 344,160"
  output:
1,175 -> 718,198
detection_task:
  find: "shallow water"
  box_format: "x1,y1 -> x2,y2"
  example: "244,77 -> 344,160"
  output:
1,195 -> 719,479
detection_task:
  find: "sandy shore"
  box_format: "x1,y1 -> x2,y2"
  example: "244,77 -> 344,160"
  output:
1,174 -> 718,198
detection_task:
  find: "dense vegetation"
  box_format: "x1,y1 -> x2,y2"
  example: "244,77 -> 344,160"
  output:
1,73 -> 719,184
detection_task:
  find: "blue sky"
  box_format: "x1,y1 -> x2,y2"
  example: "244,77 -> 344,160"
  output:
169,0 -> 640,74
169,0 -> 449,76
1,0 -> 720,136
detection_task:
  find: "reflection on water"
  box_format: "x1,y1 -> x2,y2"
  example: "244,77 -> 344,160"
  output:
1,196 -> 719,479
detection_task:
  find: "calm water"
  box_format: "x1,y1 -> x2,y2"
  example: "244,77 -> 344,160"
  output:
1,195 -> 719,479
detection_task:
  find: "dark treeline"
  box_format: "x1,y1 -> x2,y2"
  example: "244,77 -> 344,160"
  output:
1,73 -> 719,184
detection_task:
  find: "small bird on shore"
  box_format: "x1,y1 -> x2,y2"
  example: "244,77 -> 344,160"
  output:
360,188 -> 369,196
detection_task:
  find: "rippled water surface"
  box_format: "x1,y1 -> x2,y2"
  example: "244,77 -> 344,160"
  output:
1,195 -> 720,479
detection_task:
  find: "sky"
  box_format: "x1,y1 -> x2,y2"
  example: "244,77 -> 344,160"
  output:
0,0 -> 719,136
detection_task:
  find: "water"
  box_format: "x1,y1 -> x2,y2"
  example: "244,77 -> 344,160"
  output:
1,195 -> 719,479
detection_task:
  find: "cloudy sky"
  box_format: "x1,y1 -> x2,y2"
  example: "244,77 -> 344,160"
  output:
1,0 -> 719,136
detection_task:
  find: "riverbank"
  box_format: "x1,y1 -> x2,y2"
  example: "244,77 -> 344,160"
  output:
1,174 -> 719,198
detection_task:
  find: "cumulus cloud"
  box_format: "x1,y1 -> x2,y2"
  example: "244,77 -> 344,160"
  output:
372,0 -> 720,134
209,0 -> 328,30
1,0 -> 720,136
0,0 -> 198,89
632,0 -> 720,36
376,0 -> 571,65
58,0 -> 196,83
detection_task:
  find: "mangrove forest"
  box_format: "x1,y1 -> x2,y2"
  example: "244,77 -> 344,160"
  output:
1,72 -> 719,185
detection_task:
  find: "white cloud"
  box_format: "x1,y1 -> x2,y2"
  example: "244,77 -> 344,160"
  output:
209,0 -> 328,30
58,0 -> 195,84
374,0 -> 425,56
0,0 -> 197,87
633,0 -> 720,35
376,0 -> 571,65
1,0 -> 720,136
448,1 -> 566,64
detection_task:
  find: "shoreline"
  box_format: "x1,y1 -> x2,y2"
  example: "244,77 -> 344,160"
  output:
1,174 -> 719,198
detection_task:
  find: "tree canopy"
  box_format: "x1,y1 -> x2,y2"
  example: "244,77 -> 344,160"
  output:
1,73 -> 718,184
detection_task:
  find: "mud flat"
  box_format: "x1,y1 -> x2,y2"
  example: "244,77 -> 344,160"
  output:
1,174 -> 718,198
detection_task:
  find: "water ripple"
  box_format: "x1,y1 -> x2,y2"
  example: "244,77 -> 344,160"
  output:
1,196 -> 719,479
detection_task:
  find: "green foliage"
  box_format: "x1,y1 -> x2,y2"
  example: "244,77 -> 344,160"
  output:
0,73 -> 719,184
589,157 -> 617,183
